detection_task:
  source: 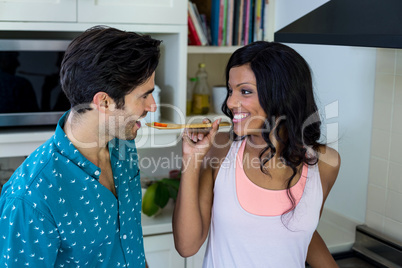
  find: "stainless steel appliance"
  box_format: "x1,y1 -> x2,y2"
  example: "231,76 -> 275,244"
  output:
307,225 -> 402,267
0,31 -> 76,127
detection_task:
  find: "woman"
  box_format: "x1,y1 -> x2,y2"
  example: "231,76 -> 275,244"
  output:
173,41 -> 340,267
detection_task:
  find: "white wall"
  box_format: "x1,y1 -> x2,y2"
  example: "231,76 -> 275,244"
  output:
366,48 -> 402,243
292,44 -> 376,222
274,0 -> 330,31
275,1 -> 377,222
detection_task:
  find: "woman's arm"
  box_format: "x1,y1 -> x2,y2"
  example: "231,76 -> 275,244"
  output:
306,146 -> 341,268
306,231 -> 338,267
172,119 -> 221,257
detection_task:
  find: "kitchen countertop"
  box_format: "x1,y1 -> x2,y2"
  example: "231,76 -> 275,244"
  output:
141,200 -> 175,236
317,208 -> 362,253
142,203 -> 360,254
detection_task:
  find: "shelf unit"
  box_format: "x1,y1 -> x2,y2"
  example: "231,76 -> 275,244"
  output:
187,45 -> 241,54
0,3 -> 187,157
186,0 -> 276,116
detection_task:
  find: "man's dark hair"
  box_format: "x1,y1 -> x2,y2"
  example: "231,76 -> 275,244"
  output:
60,25 -> 162,112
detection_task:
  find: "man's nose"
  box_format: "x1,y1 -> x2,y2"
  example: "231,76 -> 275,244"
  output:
147,95 -> 157,112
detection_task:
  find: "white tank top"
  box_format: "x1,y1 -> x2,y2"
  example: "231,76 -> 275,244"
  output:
203,139 -> 323,268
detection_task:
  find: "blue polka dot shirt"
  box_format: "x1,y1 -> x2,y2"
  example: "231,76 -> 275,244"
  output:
0,111 -> 145,267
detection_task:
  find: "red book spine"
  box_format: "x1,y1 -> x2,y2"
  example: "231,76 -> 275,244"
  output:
218,0 -> 225,46
188,13 -> 202,46
244,0 -> 250,45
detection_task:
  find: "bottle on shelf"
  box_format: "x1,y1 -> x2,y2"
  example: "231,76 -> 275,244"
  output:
192,63 -> 211,115
186,77 -> 197,116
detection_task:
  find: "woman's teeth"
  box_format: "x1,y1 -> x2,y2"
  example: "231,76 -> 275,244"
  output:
233,113 -> 248,120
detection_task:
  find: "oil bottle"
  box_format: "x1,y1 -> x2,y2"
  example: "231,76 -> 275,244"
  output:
192,63 -> 210,115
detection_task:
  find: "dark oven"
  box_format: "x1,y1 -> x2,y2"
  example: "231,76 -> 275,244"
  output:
307,225 -> 402,268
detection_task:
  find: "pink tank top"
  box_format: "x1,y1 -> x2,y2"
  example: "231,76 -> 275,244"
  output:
203,139 -> 323,268
236,138 -> 308,216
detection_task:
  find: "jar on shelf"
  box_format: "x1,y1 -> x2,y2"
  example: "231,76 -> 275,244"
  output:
192,63 -> 211,115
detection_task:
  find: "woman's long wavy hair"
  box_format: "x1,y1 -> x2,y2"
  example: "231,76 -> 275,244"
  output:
222,41 -> 322,217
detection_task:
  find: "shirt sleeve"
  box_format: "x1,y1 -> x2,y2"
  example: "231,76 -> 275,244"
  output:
0,197 -> 60,267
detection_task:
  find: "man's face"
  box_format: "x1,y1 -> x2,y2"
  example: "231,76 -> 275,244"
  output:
109,72 -> 157,140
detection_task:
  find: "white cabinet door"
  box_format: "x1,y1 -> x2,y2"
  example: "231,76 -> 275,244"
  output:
186,240 -> 207,268
77,0 -> 186,25
0,0 -> 76,22
144,233 -> 185,268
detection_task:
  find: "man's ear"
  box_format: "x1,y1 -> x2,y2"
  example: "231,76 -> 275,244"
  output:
92,92 -> 114,112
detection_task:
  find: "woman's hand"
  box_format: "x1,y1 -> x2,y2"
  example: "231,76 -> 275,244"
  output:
182,118 -> 221,159
175,118 -> 220,257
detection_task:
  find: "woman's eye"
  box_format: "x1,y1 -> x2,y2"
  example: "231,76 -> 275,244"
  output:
227,89 -> 233,96
241,89 -> 252,95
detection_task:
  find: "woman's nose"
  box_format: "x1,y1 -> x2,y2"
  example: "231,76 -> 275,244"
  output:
226,95 -> 241,109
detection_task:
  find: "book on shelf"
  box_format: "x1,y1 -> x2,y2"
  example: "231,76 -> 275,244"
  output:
218,0 -> 225,46
200,14 -> 212,45
237,0 -> 244,45
188,12 -> 202,46
254,0 -> 262,41
210,0 -> 220,45
243,0 -> 250,46
249,0 -> 255,44
232,0 -> 241,45
222,0 -> 228,46
192,2 -> 210,44
190,0 -> 269,47
226,0 -> 234,46
261,0 -> 268,41
188,0 -> 208,46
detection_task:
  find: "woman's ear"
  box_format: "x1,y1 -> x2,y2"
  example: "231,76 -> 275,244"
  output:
93,92 -> 114,112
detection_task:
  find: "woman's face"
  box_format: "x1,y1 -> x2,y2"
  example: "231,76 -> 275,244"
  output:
227,64 -> 267,137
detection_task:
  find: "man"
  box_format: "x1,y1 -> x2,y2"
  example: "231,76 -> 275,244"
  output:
0,26 -> 161,267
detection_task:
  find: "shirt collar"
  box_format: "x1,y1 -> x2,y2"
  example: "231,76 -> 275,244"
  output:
53,110 -> 102,180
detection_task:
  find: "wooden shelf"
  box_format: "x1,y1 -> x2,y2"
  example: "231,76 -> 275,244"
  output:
187,45 -> 242,54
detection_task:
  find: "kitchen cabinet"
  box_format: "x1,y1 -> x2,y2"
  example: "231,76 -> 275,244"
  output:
0,0 -> 186,25
144,233 -> 207,268
144,233 -> 185,268
185,240 -> 207,268
141,201 -> 208,268
78,0 -> 186,25
0,0 -> 76,22
142,201 -> 185,268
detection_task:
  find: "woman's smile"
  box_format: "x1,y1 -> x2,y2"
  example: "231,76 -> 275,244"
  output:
232,112 -> 250,123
